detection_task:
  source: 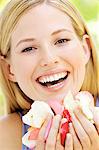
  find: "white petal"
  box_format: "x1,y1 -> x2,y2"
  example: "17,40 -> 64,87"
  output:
22,131 -> 37,149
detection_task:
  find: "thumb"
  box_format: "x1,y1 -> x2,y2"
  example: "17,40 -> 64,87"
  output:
91,107 -> 99,133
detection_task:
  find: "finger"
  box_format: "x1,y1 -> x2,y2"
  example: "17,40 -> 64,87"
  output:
65,133 -> 73,150
69,123 -> 82,150
36,114 -> 52,150
71,112 -> 91,149
74,108 -> 99,142
46,114 -> 61,150
91,107 -> 99,133
56,133 -> 64,150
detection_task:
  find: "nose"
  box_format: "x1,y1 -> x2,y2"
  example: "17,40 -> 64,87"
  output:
40,44 -> 60,67
41,59 -> 59,67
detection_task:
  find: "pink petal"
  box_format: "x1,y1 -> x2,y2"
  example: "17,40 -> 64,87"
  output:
44,118 -> 52,140
29,128 -> 40,140
48,100 -> 64,115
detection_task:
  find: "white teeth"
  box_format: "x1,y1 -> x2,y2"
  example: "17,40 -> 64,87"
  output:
55,74 -> 59,80
46,77 -> 50,82
38,72 -> 67,83
50,76 -> 54,82
47,82 -> 63,88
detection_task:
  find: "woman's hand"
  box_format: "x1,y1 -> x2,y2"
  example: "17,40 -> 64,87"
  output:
35,114 -> 62,150
35,114 -> 73,150
69,107 -> 99,150
91,107 -> 99,133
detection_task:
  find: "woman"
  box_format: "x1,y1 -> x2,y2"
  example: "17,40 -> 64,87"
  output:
0,0 -> 99,149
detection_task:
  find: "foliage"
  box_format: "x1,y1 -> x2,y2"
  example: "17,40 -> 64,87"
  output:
70,0 -> 99,21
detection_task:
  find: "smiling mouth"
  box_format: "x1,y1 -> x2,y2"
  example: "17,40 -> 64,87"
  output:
36,71 -> 70,88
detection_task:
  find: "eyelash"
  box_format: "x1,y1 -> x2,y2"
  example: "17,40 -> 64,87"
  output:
55,38 -> 70,45
21,47 -> 37,53
21,38 -> 70,53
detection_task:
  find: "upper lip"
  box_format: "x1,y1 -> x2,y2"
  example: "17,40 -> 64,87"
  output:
36,68 -> 70,81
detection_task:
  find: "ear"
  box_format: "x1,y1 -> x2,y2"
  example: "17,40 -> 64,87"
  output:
82,34 -> 91,64
7,63 -> 17,82
2,58 -> 16,82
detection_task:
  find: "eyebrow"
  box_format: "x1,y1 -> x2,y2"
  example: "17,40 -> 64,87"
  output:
16,38 -> 35,48
15,29 -> 72,48
51,28 -> 72,36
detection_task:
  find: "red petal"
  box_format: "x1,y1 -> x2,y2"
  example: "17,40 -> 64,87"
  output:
62,109 -> 72,123
60,121 -> 69,146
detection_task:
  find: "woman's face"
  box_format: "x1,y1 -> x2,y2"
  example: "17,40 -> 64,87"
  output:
9,3 -> 90,102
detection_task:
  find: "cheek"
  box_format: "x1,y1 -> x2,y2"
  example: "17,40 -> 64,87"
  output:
11,55 -> 37,81
61,40 -> 86,68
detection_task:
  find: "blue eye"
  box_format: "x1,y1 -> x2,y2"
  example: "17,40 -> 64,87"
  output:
22,47 -> 37,53
55,39 -> 70,45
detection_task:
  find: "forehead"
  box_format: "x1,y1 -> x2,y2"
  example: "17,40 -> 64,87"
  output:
11,3 -> 75,43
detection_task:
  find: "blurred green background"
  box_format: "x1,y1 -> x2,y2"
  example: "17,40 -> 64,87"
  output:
0,0 -> 99,116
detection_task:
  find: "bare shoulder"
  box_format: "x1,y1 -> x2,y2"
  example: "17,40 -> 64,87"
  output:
0,112 -> 22,150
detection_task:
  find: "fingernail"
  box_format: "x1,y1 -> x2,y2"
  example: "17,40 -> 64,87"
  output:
47,113 -> 53,118
66,133 -> 72,142
70,113 -> 75,121
70,112 -> 74,117
57,133 -> 60,141
56,114 -> 61,118
69,122 -> 72,128
61,118 -> 67,124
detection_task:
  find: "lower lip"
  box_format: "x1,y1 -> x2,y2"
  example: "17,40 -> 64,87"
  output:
38,77 -> 68,92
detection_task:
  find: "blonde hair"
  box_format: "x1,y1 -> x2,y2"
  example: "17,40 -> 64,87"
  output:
0,0 -> 98,114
